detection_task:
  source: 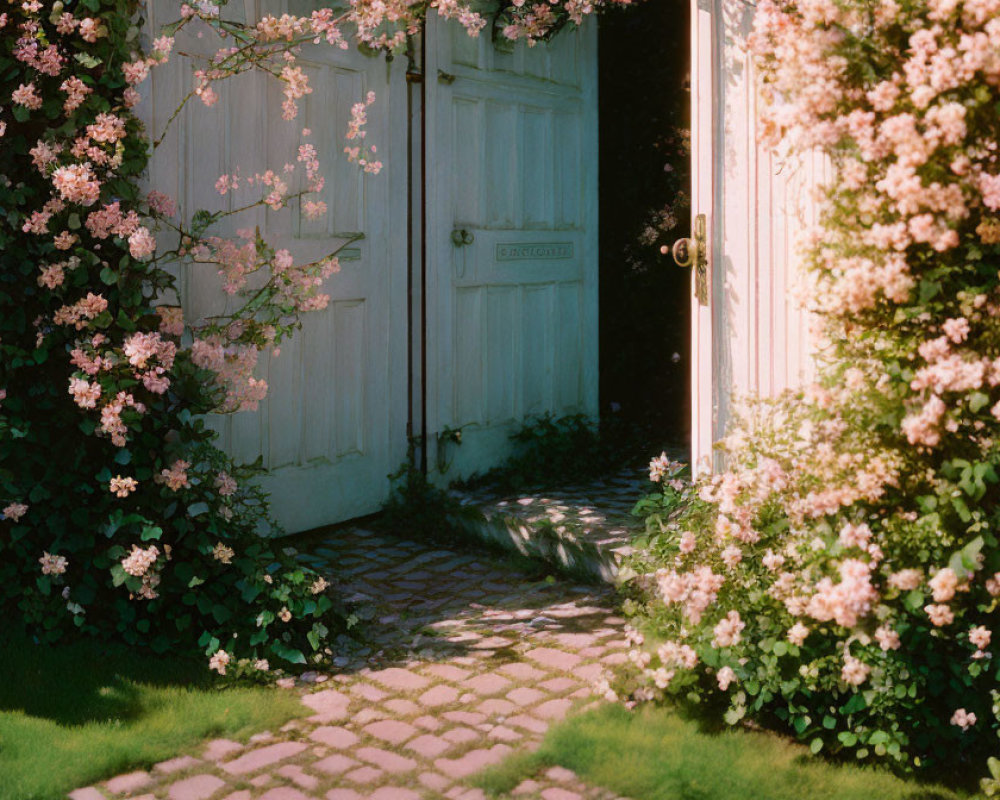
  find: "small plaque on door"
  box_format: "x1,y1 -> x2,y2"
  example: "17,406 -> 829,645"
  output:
495,242 -> 574,262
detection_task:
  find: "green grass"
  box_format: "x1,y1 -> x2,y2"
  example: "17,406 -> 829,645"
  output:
0,633 -> 306,800
474,704 -> 968,800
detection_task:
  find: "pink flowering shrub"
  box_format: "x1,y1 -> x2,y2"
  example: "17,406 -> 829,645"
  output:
0,0 -> 630,671
620,0 -> 1000,781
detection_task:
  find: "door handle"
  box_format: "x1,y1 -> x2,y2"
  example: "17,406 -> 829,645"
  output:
451,228 -> 475,247
671,213 -> 708,306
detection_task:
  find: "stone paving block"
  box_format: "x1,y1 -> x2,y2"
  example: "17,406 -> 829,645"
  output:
275,764 -> 319,791
221,793 -> 251,800
414,713 -> 444,731
203,739 -> 243,762
476,698 -> 517,716
418,684 -> 460,708
106,770 -> 152,795
507,714 -> 550,734
221,741 -> 308,775
546,766 -> 579,782
69,789 -> 106,800
574,663 -> 607,682
539,677 -> 578,694
369,667 -> 430,690
155,755 -> 202,774
441,726 -> 478,745
167,774 -> 227,800
258,788 -> 313,800
542,788 -> 585,800
442,710 -> 487,725
369,787 -> 422,800
405,733 -> 453,758
302,689 -> 351,721
423,663 -> 471,682
418,771 -> 452,792
525,647 -> 582,671
384,697 -> 422,716
356,746 -> 418,773
507,686 -> 547,706
344,766 -> 383,784
488,724 -> 524,743
353,707 -> 387,724
434,744 -> 512,780
534,698 -> 574,720
325,790 -> 362,800
310,725 -> 359,749
363,719 -> 419,745
313,753 -> 360,775
349,683 -> 388,702
250,776 -> 273,788
499,661 -> 549,681
463,673 -> 512,696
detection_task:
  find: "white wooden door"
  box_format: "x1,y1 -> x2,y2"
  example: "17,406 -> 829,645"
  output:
143,0 -> 409,532
688,0 -> 825,473
423,15 -> 599,480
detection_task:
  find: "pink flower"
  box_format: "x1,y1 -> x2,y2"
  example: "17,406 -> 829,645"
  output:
875,624 -> 901,651
52,163 -> 101,206
208,649 -> 231,675
156,306 -> 184,337
128,227 -> 156,260
68,377 -> 101,409
158,460 -> 191,492
109,475 -> 138,498
214,472 -> 237,496
716,666 -> 737,690
950,708 -> 976,731
11,83 -> 42,110
841,655 -> 870,686
925,603 -> 955,626
39,551 -> 67,575
970,625 -> 991,650
787,622 -> 810,646
712,611 -> 745,648
929,567 -> 959,602
888,568 -> 923,591
4,502 -> 28,522
121,544 -> 159,577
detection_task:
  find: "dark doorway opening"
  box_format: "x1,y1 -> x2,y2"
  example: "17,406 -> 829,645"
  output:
598,1 -> 691,452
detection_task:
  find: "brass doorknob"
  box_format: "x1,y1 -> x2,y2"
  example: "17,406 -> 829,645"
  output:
672,237 -> 695,268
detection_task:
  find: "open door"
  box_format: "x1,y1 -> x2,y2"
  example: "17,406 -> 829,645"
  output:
681,0 -> 827,474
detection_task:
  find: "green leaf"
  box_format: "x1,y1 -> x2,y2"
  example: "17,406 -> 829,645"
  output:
110,563 -> 127,587
100,266 -> 117,285
270,640 -> 307,665
140,525 -> 162,541
810,737 -> 823,754
114,449 -> 132,465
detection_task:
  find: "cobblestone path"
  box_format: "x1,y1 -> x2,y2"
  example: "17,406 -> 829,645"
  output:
70,526 -> 631,800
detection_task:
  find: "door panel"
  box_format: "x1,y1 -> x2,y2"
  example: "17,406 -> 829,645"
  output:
690,0 -> 824,473
425,14 -> 599,480
141,0 -> 408,532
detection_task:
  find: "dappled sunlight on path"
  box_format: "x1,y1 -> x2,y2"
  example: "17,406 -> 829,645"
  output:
71,526 -> 634,800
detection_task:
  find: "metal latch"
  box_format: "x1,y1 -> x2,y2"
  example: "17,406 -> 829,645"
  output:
671,213 -> 708,306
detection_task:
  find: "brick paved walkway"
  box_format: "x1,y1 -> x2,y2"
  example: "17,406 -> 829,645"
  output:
69,526 -> 631,800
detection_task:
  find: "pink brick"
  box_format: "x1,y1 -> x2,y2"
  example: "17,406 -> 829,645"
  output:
539,677 -> 578,694
419,684 -> 460,707
344,766 -> 383,784
525,648 -> 581,671
414,714 -> 444,731
423,663 -> 471,682
507,687 -> 546,706
441,727 -> 478,745
384,697 -> 422,716
477,698 -> 517,716
370,667 -> 429,690
513,780 -> 541,795
442,710 -> 486,725
167,774 -> 227,800
250,776 -> 273,788
574,663 -> 606,681
533,698 -> 574,720
603,652 -> 628,665
363,719 -> 418,745
369,788 -> 422,800
155,755 -> 202,774
434,745 -> 512,779
221,793 -> 251,800
68,790 -> 105,800
499,662 -> 547,681
554,633 -> 599,649
106,771 -> 152,795
276,765 -> 318,790
310,725 -> 359,748
353,707 -> 387,724
488,725 -> 523,743
541,789 -> 584,800
578,646 -> 606,658
325,790 -> 362,800
350,683 -> 388,702
356,746 -> 417,773
419,771 -> 452,792
203,739 -> 243,762
302,689 -> 351,721
405,733 -> 452,758
221,741 -> 308,775
464,673 -> 511,696
508,714 -> 550,734
313,754 -> 359,775
258,789 -> 313,800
